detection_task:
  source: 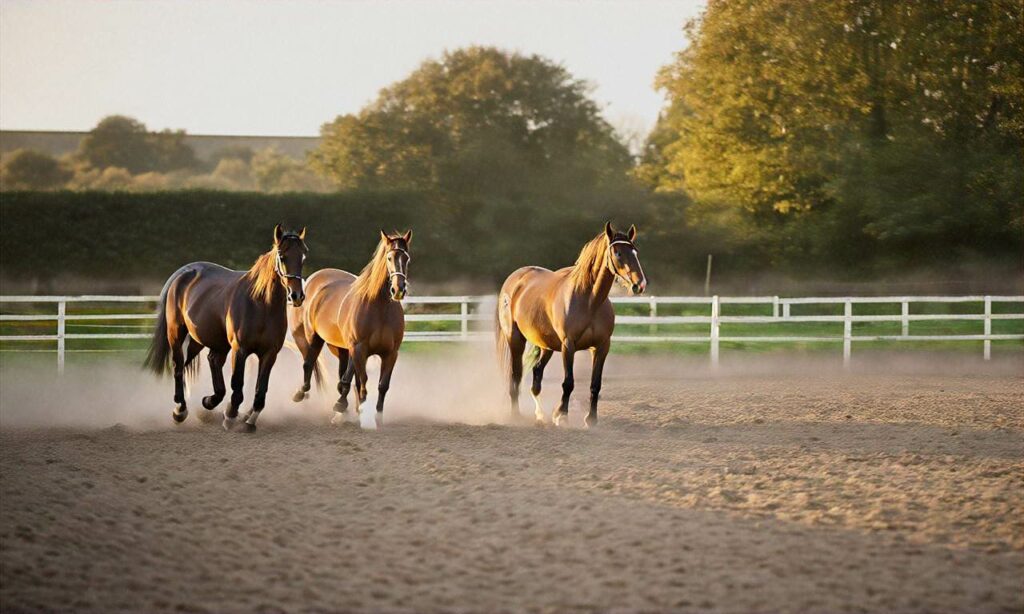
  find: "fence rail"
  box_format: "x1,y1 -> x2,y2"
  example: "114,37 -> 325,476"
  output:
2,294 -> 1022,372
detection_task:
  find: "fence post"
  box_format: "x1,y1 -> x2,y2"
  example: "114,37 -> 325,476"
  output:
57,300 -> 66,374
783,300 -> 790,319
983,296 -> 991,361
649,297 -> 657,334
772,296 -> 779,319
460,299 -> 469,340
843,300 -> 852,368
710,295 -> 720,369
901,301 -> 909,337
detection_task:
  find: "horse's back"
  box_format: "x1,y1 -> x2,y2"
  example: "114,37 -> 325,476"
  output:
162,262 -> 242,350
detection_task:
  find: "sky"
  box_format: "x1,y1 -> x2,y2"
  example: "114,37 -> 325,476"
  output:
0,0 -> 703,137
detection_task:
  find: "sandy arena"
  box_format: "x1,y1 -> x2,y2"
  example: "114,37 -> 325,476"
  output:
1,350 -> 1022,613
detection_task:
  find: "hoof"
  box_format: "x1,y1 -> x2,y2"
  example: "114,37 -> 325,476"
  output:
292,389 -> 309,403
172,405 -> 188,423
222,416 -> 236,431
375,412 -> 384,429
333,400 -> 349,413
237,421 -> 256,433
330,411 -> 347,426
584,413 -> 598,428
552,411 -> 569,427
201,395 -> 221,410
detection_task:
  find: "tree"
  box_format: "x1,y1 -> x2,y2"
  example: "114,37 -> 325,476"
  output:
0,149 -> 71,190
310,47 -> 633,199
641,0 -> 1023,267
77,115 -> 199,174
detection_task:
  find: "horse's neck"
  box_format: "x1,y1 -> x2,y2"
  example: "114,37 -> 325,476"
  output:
587,263 -> 615,307
572,253 -> 614,309
241,255 -> 287,310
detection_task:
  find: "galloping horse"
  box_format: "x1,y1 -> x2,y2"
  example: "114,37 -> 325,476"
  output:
144,224 -> 307,431
497,223 -> 647,427
289,230 -> 411,428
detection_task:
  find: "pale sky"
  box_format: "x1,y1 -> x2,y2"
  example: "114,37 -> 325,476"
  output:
0,0 -> 702,137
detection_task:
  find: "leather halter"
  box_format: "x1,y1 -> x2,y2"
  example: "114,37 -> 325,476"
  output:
606,239 -> 638,288
275,234 -> 305,281
388,246 -> 410,281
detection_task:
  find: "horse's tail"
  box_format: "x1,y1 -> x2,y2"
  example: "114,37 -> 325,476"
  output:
522,344 -> 542,371
143,273 -> 176,377
495,299 -> 511,385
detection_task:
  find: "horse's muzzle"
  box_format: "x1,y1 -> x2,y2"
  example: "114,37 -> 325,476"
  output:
631,280 -> 647,295
289,291 -> 305,307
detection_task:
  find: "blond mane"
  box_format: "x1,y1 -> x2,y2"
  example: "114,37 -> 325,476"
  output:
243,247 -> 283,304
568,232 -> 610,292
349,239 -> 391,301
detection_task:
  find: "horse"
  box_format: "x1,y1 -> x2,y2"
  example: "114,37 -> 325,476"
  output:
496,222 -> 647,427
289,230 -> 411,429
144,224 -> 308,431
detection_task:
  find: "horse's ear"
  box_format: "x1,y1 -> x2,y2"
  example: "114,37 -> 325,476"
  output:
274,223 -> 284,245
299,226 -> 306,241
403,229 -> 412,245
380,229 -> 389,244
604,222 -> 615,241
627,224 -> 637,242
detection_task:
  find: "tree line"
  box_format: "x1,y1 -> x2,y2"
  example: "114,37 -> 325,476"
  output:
1,3 -> 1021,281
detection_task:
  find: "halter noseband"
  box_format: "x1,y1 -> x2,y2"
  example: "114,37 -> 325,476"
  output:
276,234 -> 305,281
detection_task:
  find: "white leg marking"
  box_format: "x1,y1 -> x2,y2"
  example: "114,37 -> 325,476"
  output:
533,394 -> 545,423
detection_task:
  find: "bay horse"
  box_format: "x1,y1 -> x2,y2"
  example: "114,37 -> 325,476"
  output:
144,224 -> 308,431
289,230 -> 411,428
497,222 -> 647,427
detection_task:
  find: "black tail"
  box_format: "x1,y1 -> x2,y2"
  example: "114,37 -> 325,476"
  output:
143,273 -> 176,376
522,344 -> 542,371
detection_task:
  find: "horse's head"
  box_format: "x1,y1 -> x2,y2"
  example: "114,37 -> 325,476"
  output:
274,223 -> 308,306
604,222 -> 647,295
380,229 -> 412,301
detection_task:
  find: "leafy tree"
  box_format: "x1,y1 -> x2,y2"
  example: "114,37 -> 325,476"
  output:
77,115 -> 199,174
0,149 -> 71,190
641,0 -> 1023,267
310,47 -> 633,200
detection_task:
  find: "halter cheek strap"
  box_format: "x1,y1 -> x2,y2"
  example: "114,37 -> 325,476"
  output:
606,240 -> 637,288
275,234 -> 305,281
388,247 -> 411,281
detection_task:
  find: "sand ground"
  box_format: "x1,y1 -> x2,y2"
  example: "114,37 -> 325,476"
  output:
1,352 -> 1022,613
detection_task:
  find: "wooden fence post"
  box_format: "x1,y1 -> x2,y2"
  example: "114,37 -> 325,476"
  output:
843,300 -> 852,368
57,300 -> 66,374
710,296 -> 720,369
984,296 -> 992,360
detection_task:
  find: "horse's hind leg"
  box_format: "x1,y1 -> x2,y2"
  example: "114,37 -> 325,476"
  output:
292,334 -> 324,403
240,350 -> 278,432
330,347 -> 351,424
530,348 -> 554,424
224,348 -> 248,430
202,350 -> 228,410
507,330 -> 526,418
169,324 -> 189,423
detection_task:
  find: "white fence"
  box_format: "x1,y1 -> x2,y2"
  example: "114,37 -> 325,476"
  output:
1,295 -> 1022,372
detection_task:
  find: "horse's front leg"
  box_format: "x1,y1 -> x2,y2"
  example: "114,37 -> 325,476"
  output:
330,347 -> 352,425
240,350 -> 278,432
374,351 -> 399,429
224,348 -> 248,430
553,340 -> 575,427
587,342 -> 609,428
